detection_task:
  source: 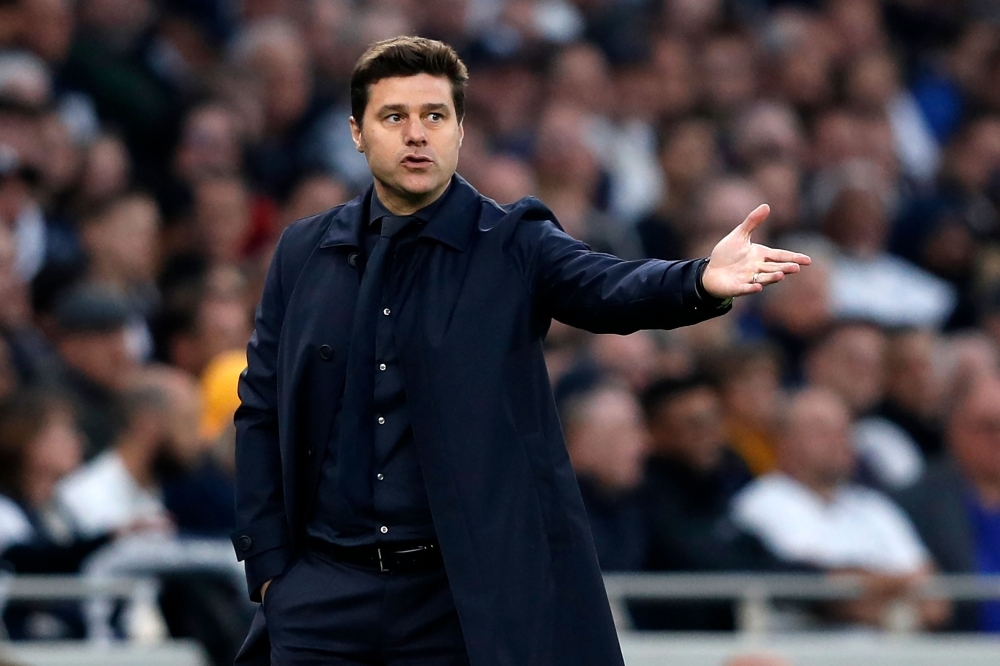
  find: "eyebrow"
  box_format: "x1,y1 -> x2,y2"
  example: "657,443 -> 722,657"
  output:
376,103 -> 450,115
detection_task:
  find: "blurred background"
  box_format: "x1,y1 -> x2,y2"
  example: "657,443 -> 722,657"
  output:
1,0 -> 1000,665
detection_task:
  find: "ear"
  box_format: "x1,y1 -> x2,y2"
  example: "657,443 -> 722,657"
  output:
458,121 -> 464,148
349,116 -> 364,153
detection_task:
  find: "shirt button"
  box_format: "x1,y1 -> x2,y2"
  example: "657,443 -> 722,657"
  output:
380,526 -> 388,534
379,363 -> 387,371
377,473 -> 384,481
377,416 -> 385,425
383,308 -> 391,316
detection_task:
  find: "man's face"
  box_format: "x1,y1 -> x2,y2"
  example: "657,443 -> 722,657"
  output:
782,392 -> 855,488
651,387 -> 726,471
351,74 -> 463,208
949,381 -> 1000,490
58,328 -> 136,392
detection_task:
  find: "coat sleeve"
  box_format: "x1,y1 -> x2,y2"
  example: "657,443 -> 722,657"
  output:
230,230 -> 293,602
513,218 -> 730,334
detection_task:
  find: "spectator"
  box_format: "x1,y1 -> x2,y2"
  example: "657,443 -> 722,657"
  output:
0,219 -> 55,387
895,376 -> 1000,631
636,117 -> 722,261
705,344 -> 785,477
51,282 -> 139,455
0,391 -> 84,552
561,379 -> 648,572
758,259 -> 833,384
77,191 -> 160,311
732,388 -> 949,628
158,288 -> 252,379
641,376 -> 781,571
812,180 -> 957,328
0,390 -> 106,640
232,18 -> 334,199
639,375 -> 793,630
55,368 -> 186,536
805,320 -> 925,489
876,328 -> 947,461
191,174 -> 254,264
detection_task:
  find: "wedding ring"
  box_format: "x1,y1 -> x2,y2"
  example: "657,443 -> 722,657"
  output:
752,273 -> 759,284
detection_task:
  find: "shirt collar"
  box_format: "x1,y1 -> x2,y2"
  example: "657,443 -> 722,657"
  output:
320,174 -> 482,252
368,180 -> 454,227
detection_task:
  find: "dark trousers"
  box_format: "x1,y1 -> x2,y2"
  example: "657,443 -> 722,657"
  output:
263,548 -> 469,665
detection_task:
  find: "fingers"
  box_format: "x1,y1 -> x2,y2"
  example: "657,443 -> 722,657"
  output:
759,245 -> 812,266
734,282 -> 765,296
752,270 -> 786,287
735,270 -> 786,296
759,261 -> 802,275
738,204 -> 770,237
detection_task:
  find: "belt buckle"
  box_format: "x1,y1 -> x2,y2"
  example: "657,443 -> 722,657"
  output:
376,547 -> 390,573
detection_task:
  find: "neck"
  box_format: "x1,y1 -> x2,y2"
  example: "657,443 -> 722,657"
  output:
972,478 -> 1000,509
374,178 -> 449,216
116,438 -> 156,488
789,470 -> 839,502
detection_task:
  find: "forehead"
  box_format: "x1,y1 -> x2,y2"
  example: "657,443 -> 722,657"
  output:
366,73 -> 455,113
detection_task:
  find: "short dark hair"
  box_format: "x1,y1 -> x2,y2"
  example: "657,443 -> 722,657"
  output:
640,374 -> 716,423
350,36 -> 469,126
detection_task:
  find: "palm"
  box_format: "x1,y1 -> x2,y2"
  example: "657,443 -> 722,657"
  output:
701,204 -> 811,299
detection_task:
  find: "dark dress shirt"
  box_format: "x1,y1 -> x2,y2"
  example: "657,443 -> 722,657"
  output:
306,186 -> 453,547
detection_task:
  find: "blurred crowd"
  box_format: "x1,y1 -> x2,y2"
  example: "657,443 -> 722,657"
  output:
0,0 -> 1000,661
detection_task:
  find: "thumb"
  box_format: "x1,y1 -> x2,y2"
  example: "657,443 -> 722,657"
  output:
738,204 -> 770,238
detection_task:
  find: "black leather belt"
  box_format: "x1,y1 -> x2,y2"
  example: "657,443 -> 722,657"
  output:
308,537 -> 443,574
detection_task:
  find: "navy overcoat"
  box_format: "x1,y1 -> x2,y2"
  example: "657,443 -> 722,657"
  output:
231,175 -> 729,665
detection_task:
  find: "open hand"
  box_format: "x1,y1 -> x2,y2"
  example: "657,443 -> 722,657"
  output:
701,204 -> 811,299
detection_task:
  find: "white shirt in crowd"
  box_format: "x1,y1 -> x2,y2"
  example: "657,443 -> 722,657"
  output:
731,473 -> 930,574
0,494 -> 34,552
55,450 -> 166,538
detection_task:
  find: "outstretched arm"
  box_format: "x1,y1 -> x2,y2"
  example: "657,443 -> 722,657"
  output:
515,205 -> 809,334
701,204 -> 811,298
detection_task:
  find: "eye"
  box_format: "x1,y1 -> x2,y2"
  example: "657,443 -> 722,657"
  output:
386,113 -> 403,123
427,113 -> 443,122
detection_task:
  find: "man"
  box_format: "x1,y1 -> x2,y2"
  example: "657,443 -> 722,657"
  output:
51,283 -> 140,456
731,388 -> 948,628
642,375 -> 774,573
559,379 -> 649,572
805,319 -> 924,489
57,364 -> 200,536
231,36 -> 810,666
638,376 -> 792,631
894,376 -> 1000,631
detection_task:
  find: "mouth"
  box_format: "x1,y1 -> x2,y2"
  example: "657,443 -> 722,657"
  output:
401,154 -> 433,169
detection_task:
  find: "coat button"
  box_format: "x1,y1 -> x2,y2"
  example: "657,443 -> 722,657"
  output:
347,252 -> 359,268
238,536 -> 252,552
380,526 -> 389,534
319,345 -> 334,361
306,447 -> 314,457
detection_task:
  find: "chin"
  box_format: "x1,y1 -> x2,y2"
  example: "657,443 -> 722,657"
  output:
398,176 -> 447,197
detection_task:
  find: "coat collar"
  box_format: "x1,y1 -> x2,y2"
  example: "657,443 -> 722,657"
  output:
319,174 -> 481,252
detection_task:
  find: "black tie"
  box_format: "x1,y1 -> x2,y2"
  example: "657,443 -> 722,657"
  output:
338,215 -> 413,515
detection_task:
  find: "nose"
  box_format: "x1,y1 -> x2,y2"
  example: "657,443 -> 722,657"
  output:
404,117 -> 428,146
